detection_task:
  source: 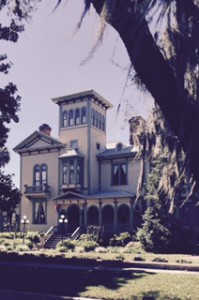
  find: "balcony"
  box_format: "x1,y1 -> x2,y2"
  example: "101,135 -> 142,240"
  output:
24,184 -> 51,199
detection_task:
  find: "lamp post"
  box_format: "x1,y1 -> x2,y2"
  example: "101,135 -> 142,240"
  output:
58,214 -> 68,243
21,215 -> 29,244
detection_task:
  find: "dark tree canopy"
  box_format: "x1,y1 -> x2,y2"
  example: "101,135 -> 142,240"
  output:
86,0 -> 199,188
0,1 -> 24,213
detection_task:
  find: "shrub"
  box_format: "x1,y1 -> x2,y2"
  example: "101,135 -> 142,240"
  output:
26,232 -> 41,244
78,240 -> 98,252
16,244 -> 30,252
95,246 -> 108,253
152,257 -> 168,263
176,259 -> 192,264
137,207 -> 172,253
56,239 -> 75,251
116,254 -> 124,261
133,256 -> 145,261
107,246 -> 121,253
0,245 -> 7,252
109,232 -> 132,247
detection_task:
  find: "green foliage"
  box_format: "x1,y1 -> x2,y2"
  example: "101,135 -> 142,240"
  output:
79,240 -> 98,252
26,231 -> 41,244
133,256 -> 145,262
109,232 -> 132,247
152,257 -> 168,263
0,3 -> 23,215
176,259 -> 192,264
56,239 -> 75,251
137,207 -> 173,253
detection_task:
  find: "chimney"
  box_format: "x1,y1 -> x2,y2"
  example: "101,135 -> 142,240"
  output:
39,124 -> 52,136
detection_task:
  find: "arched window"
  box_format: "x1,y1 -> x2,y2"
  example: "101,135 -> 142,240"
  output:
87,206 -> 99,225
41,164 -> 47,185
75,108 -> 80,125
33,164 -> 48,188
102,205 -> 114,224
34,165 -> 40,187
69,110 -> 74,126
62,111 -> 67,127
91,109 -> 95,125
81,107 -> 86,124
117,204 -> 130,225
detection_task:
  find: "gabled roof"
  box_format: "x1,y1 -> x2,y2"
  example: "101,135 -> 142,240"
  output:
97,141 -> 137,160
52,89 -> 113,110
54,191 -> 86,201
13,131 -> 65,154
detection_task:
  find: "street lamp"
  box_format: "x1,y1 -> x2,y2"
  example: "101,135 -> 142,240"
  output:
58,214 -> 68,242
21,215 -> 29,244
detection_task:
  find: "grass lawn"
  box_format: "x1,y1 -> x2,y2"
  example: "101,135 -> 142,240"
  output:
0,263 -> 199,300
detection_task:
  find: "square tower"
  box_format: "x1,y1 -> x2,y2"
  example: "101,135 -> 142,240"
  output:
52,90 -> 113,194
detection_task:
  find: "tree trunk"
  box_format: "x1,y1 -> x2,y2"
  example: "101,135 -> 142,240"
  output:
91,0 -> 199,183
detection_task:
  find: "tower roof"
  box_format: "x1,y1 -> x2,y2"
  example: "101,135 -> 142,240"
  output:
52,89 -> 113,110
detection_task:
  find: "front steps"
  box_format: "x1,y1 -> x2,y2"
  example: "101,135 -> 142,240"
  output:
44,233 -> 70,249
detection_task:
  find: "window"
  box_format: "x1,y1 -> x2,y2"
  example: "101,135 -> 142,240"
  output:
91,109 -> 95,125
112,163 -> 127,185
70,140 -> 78,149
101,116 -> 105,131
95,111 -> 99,127
75,108 -> 80,125
117,143 -> 123,151
41,164 -> 47,185
62,161 -> 68,184
98,114 -> 101,129
69,159 -> 75,184
63,111 -> 67,127
61,159 -> 82,186
33,200 -> 47,224
34,165 -> 40,187
81,107 -> 86,124
77,159 -> 81,184
33,164 -> 48,188
96,142 -> 100,150
69,110 -> 74,126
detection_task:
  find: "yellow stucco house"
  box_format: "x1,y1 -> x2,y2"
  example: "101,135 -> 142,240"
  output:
14,90 -> 146,237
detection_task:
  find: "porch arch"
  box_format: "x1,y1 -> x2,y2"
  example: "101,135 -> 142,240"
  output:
102,205 -> 114,225
117,204 -> 130,225
67,204 -> 80,233
87,206 -> 99,225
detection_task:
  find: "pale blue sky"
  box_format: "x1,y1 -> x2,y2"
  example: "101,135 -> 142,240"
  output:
1,0 -> 153,187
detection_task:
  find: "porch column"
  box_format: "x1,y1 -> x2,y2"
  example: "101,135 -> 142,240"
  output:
99,199 -> 102,226
83,202 -> 87,228
79,207 -> 83,227
130,198 -> 134,232
114,199 -> 118,233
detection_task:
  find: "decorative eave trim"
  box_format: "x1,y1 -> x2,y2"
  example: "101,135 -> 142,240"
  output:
52,89 -> 113,110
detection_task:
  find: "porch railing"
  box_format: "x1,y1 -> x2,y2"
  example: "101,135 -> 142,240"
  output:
43,226 -> 58,244
24,184 -> 51,194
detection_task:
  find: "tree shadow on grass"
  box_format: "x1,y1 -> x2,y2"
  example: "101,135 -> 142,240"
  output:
139,291 -> 182,300
0,264 -> 156,297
